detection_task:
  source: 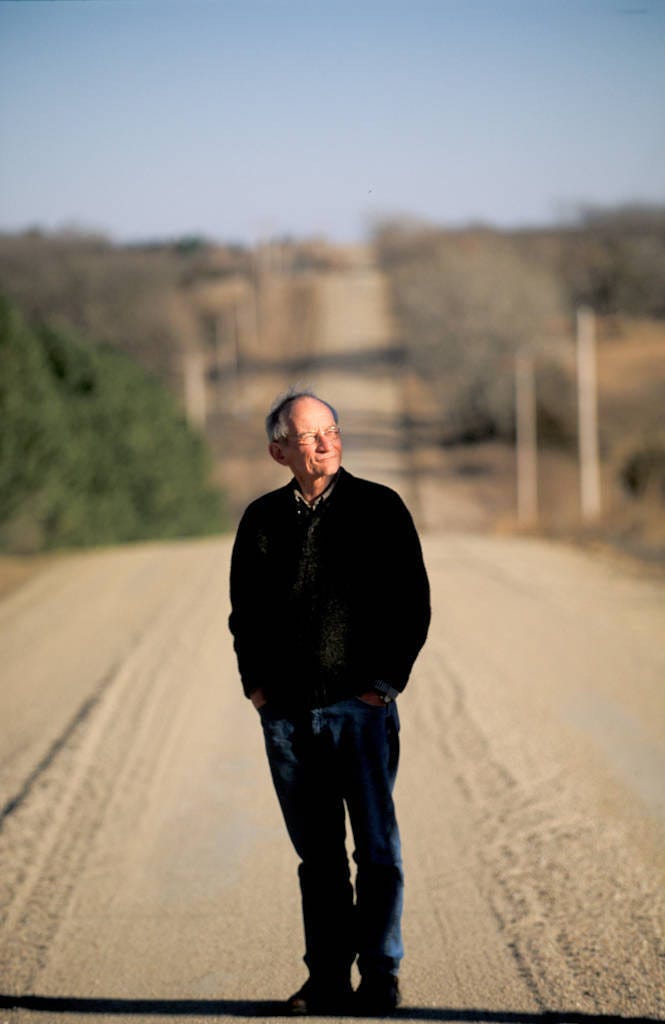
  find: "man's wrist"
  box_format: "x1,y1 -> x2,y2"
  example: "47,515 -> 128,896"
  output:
373,680 -> 400,703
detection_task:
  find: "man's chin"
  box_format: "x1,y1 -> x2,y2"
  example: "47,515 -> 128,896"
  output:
312,460 -> 340,477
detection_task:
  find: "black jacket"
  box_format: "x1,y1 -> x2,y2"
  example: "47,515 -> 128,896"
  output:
229,468 -> 431,710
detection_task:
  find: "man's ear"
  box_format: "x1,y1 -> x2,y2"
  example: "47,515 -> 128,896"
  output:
269,441 -> 287,465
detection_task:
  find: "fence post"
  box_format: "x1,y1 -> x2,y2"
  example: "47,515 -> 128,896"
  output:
576,306 -> 602,520
515,351 -> 538,526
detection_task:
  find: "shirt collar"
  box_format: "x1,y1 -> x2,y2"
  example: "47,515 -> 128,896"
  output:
293,470 -> 340,510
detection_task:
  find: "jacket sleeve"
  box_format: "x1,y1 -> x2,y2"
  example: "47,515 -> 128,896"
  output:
366,490 -> 431,693
228,507 -> 267,698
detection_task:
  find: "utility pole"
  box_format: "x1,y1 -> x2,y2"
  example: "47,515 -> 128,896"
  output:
213,313 -> 224,414
515,351 -> 538,526
576,306 -> 601,520
183,350 -> 207,430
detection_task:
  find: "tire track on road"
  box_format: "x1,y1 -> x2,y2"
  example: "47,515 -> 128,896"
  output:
1,646 -> 142,828
410,571 -> 665,1018
0,543 -> 226,992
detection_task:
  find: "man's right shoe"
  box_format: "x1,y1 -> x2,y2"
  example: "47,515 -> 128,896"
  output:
285,976 -> 353,1016
355,972 -> 402,1016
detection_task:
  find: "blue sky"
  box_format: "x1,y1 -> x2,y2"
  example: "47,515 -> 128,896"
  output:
1,0 -> 664,244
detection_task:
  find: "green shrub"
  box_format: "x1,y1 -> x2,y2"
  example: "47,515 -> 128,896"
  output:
0,297 -> 226,552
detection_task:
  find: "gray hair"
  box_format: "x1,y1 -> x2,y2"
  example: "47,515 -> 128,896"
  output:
265,386 -> 339,442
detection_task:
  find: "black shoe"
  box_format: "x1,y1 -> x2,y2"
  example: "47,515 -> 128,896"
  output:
285,977 -> 353,1016
355,973 -> 402,1016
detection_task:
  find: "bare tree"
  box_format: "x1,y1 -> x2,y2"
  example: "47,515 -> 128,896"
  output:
375,224 -> 566,442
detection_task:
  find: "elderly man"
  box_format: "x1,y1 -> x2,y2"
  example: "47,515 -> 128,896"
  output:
229,387 -> 430,1016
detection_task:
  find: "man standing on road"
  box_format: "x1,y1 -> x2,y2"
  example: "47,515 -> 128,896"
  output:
229,387 -> 430,1016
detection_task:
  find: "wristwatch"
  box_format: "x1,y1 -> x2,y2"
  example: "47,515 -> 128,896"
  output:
373,680 -> 400,703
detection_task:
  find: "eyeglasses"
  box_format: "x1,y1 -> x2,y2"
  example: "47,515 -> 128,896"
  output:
288,425 -> 341,447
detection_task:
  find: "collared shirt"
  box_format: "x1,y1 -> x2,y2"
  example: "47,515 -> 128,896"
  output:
293,470 -> 340,511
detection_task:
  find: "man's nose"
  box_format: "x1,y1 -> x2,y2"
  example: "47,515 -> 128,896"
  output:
316,429 -> 334,450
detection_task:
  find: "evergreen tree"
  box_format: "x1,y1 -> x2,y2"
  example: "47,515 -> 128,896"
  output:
0,297 -> 226,551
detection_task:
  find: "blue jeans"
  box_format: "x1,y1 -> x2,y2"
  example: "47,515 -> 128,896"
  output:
259,697 -> 403,981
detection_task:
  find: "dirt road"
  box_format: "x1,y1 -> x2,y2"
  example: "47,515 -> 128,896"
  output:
1,530 -> 664,1022
2,254 -> 664,1019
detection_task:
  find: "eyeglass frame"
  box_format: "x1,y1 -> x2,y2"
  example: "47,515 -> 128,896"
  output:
284,425 -> 342,448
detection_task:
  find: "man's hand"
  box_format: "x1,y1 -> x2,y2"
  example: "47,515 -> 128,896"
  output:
250,687 -> 268,709
357,690 -> 386,707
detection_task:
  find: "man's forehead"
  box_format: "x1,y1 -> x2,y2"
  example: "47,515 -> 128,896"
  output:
287,397 -> 334,423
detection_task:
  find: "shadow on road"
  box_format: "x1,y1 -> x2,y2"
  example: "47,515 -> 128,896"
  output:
0,995 -> 661,1022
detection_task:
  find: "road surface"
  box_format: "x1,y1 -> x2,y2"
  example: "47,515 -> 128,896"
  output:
1,531 -> 664,1022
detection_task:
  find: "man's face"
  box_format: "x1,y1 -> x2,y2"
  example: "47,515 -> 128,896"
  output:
269,397 -> 342,484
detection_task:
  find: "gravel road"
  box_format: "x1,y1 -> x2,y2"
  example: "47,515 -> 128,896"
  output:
1,531 -> 664,1023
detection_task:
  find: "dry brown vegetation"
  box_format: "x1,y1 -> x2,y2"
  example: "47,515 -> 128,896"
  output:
375,212 -> 665,560
1,212 -> 663,561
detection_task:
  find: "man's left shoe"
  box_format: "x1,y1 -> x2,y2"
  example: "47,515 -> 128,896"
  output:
285,976 -> 353,1016
355,973 -> 402,1016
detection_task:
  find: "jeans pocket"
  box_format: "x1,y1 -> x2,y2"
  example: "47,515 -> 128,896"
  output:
353,695 -> 387,711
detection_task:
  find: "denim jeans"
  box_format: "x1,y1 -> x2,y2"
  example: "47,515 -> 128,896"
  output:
258,697 -> 403,981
